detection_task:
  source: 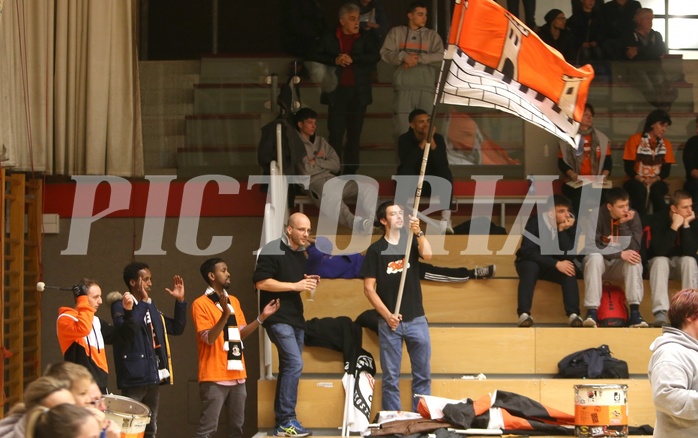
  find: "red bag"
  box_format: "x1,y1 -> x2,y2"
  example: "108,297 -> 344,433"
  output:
598,282 -> 628,327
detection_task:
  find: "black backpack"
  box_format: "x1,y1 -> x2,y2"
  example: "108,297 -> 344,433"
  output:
557,344 -> 629,379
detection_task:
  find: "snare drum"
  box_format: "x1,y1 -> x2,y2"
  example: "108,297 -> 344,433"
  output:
103,394 -> 151,438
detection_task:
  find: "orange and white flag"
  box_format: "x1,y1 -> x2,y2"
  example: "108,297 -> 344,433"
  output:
441,0 -> 594,147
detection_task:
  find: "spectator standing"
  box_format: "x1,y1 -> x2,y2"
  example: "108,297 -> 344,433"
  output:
397,109 -> 454,234
308,3 -> 381,175
622,109 -> 675,217
352,0 -> 388,42
558,103 -> 612,215
648,288 -> 698,438
111,263 -> 187,438
253,213 -> 319,437
57,278 -> 134,393
380,1 -> 444,137
682,116 -> 698,205
515,195 -> 583,328
583,188 -> 648,328
360,201 -> 433,412
646,191 -> 698,327
192,258 -> 279,438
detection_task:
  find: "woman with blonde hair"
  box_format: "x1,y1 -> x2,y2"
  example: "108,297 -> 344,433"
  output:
25,404 -> 101,438
0,376 -> 74,437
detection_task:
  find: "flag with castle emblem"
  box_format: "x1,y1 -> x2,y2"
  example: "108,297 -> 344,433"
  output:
441,0 -> 594,147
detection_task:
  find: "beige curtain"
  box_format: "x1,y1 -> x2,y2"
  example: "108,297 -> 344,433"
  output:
0,0 -> 143,177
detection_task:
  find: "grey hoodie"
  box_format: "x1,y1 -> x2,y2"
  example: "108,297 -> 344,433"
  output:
648,326 -> 698,437
380,25 -> 443,91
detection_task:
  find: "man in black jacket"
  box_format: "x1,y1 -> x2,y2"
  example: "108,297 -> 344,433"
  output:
307,2 -> 380,175
112,262 -> 187,438
646,190 -> 698,327
515,195 -> 583,327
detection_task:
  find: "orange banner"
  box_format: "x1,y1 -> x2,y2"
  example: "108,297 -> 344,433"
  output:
443,0 -> 594,145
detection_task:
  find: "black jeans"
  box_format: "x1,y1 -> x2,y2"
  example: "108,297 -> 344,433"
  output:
327,86 -> 367,174
516,259 -> 580,316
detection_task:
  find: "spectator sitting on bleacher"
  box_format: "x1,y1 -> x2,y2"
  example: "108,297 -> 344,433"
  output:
537,9 -> 575,63
622,109 -> 675,217
443,110 -> 521,166
397,109 -> 454,234
558,102 -> 612,216
600,0 -> 641,60
515,195 -> 583,328
583,187 -> 648,328
306,236 -> 494,281
294,107 -> 375,233
571,0 -> 602,16
380,1 -> 443,137
352,0 -> 388,43
621,8 -> 678,110
645,190 -> 698,328
567,0 -> 606,65
682,116 -> 698,206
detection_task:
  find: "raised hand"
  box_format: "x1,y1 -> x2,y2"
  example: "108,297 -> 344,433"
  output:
166,275 -> 185,302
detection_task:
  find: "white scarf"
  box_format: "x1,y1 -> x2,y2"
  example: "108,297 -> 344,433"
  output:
205,287 -> 243,370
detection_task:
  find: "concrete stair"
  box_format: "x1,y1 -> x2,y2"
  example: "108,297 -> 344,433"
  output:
138,55 -> 697,182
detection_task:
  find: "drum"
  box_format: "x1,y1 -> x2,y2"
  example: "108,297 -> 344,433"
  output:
574,384 -> 628,437
103,394 -> 151,438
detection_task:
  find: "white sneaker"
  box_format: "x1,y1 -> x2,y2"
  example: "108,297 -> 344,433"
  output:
568,313 -> 583,327
518,313 -> 533,327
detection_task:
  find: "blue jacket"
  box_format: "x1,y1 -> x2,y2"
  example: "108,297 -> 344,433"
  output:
111,297 -> 186,389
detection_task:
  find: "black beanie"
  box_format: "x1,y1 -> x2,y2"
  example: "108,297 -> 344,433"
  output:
544,9 -> 563,25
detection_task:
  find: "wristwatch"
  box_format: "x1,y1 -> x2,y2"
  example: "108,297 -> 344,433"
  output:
416,231 -> 424,238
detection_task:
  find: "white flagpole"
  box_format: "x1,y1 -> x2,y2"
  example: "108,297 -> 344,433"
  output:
392,1 -> 467,320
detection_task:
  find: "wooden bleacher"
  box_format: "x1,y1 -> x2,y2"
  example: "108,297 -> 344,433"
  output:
257,234 -> 668,435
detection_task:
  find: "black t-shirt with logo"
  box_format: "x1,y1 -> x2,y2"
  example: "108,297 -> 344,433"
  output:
360,235 -> 424,322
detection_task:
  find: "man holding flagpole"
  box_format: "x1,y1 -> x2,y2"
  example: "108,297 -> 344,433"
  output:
360,200 -> 432,412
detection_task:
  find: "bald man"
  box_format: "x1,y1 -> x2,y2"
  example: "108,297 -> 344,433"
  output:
253,213 -> 318,437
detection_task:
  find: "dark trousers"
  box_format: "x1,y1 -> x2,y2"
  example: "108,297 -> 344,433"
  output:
623,178 -> 668,216
515,259 -> 580,316
327,86 -> 367,175
123,384 -> 160,438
